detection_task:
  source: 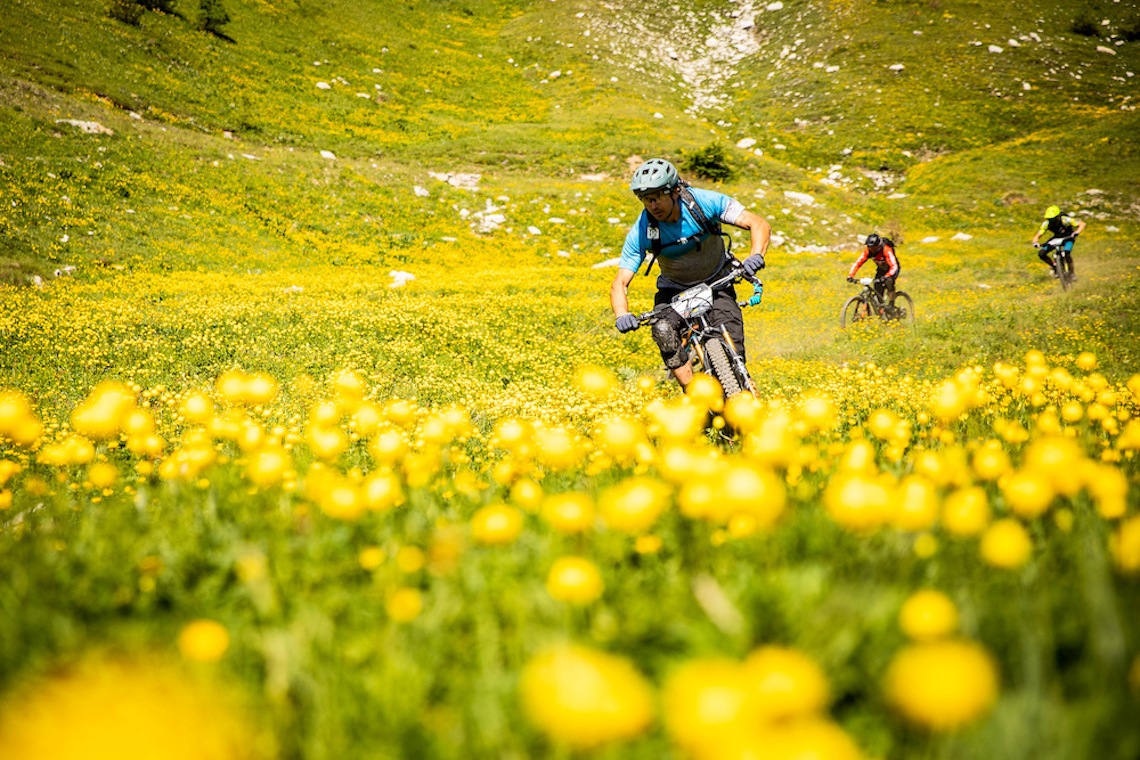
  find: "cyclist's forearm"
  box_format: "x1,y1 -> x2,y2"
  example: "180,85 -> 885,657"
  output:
610,270 -> 635,315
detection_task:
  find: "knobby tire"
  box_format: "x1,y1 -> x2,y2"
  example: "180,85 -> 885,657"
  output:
703,339 -> 744,398
840,295 -> 872,329
891,292 -> 915,324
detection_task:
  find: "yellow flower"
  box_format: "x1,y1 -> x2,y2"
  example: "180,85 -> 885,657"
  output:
177,619 -> 231,663
0,657 -> 257,760
686,373 -> 727,412
723,392 -> 765,434
180,392 -> 214,424
541,492 -> 594,534
635,534 -> 663,554
646,398 -> 707,442
244,373 -> 279,405
980,519 -> 1033,569
663,658 -> 750,754
520,644 -> 654,749
799,394 -> 836,432
359,546 -> 385,570
71,381 -> 135,440
892,475 -> 940,531
1110,516 -> 1140,573
711,718 -> 864,760
598,476 -> 671,533
1001,470 -> 1054,519
510,478 -> 544,511
574,364 -> 619,399
1083,463 -> 1128,519
596,416 -> 645,459
742,646 -> 830,722
899,590 -> 959,641
387,587 -> 423,622
245,446 -> 290,488
941,487 -> 990,536
824,473 -> 892,532
362,472 -> 404,511
471,504 -> 524,545
369,430 -> 409,465
971,440 -> 1010,481
396,546 -> 426,574
545,556 -> 604,604
87,462 -> 118,490
706,462 -> 786,528
884,640 -> 999,730
1075,351 -> 1098,371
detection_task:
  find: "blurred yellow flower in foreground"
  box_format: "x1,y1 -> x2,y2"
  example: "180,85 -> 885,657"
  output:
980,519 -> 1033,569
177,619 -> 231,663
542,492 -> 594,534
520,644 -> 653,749
598,476 -> 671,533
471,504 -> 524,545
545,556 -> 604,604
0,657 -> 260,759
387,587 -> 423,622
899,590 -> 959,641
663,658 -> 750,753
742,646 -> 831,721
885,640 -> 999,730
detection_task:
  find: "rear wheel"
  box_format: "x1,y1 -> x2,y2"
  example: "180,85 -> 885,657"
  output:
840,295 -> 873,329
702,339 -> 743,398
889,292 -> 915,324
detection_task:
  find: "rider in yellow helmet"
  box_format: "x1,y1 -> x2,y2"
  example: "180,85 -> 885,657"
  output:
1031,205 -> 1086,279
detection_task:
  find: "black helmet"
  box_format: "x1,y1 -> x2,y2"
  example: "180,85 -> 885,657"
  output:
865,233 -> 882,249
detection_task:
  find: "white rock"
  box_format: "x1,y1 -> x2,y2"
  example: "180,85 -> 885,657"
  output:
653,112 -> 664,119
1007,39 -> 1021,47
55,119 -> 113,135
129,112 -> 142,120
1023,82 -> 1032,90
951,232 -> 973,241
769,234 -> 785,247
1097,46 -> 1117,55
607,217 -> 622,224
988,45 -> 1004,53
977,283 -> 991,289
887,193 -> 908,199
920,236 -> 940,243
774,143 -> 787,150
579,173 -> 607,181
753,149 -> 764,156
242,154 -> 260,160
592,257 -> 621,268
783,190 -> 815,206
549,70 -> 561,78
736,137 -> 757,149
60,235 -> 70,243
826,65 -> 840,73
356,93 -> 370,98
389,270 -> 416,288
765,1 -> 783,10
1106,225 -> 1120,232
32,275 -> 44,288
527,225 -> 542,235
557,250 -> 571,258
316,81 -> 331,89
548,217 -> 566,224
414,186 -> 430,197
285,285 -> 304,293
888,63 -> 905,71
1084,189 -> 1104,195
320,150 -> 336,160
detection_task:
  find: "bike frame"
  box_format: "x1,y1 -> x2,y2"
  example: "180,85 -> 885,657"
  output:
637,260 -> 762,397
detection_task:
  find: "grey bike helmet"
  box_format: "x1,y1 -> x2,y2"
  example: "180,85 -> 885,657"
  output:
865,233 -> 882,249
630,158 -> 680,196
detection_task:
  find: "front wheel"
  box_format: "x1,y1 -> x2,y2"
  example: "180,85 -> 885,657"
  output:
1058,253 -> 1074,290
702,338 -> 744,398
840,295 -> 873,329
889,292 -> 915,324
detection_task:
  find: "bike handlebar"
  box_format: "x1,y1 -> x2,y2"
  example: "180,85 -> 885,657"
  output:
635,259 -> 764,325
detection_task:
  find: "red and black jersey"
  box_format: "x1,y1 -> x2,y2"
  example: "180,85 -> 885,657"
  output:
848,243 -> 899,279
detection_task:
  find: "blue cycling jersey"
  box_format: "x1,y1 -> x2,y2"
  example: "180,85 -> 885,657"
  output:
618,187 -> 744,287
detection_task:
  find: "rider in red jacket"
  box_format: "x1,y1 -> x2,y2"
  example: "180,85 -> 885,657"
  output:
847,233 -> 900,306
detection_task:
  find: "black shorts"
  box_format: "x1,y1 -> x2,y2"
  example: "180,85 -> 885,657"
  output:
651,284 -> 746,369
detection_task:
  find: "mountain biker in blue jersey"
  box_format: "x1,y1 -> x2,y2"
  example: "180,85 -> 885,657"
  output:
609,158 -> 771,390
1031,205 -> 1086,279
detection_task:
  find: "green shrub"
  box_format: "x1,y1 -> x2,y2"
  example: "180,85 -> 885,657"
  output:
197,0 -> 231,35
680,143 -> 736,183
107,0 -> 144,25
1071,13 -> 1100,37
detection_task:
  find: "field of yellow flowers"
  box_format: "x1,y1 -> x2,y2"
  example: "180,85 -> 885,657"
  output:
3,226 -> 1140,759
